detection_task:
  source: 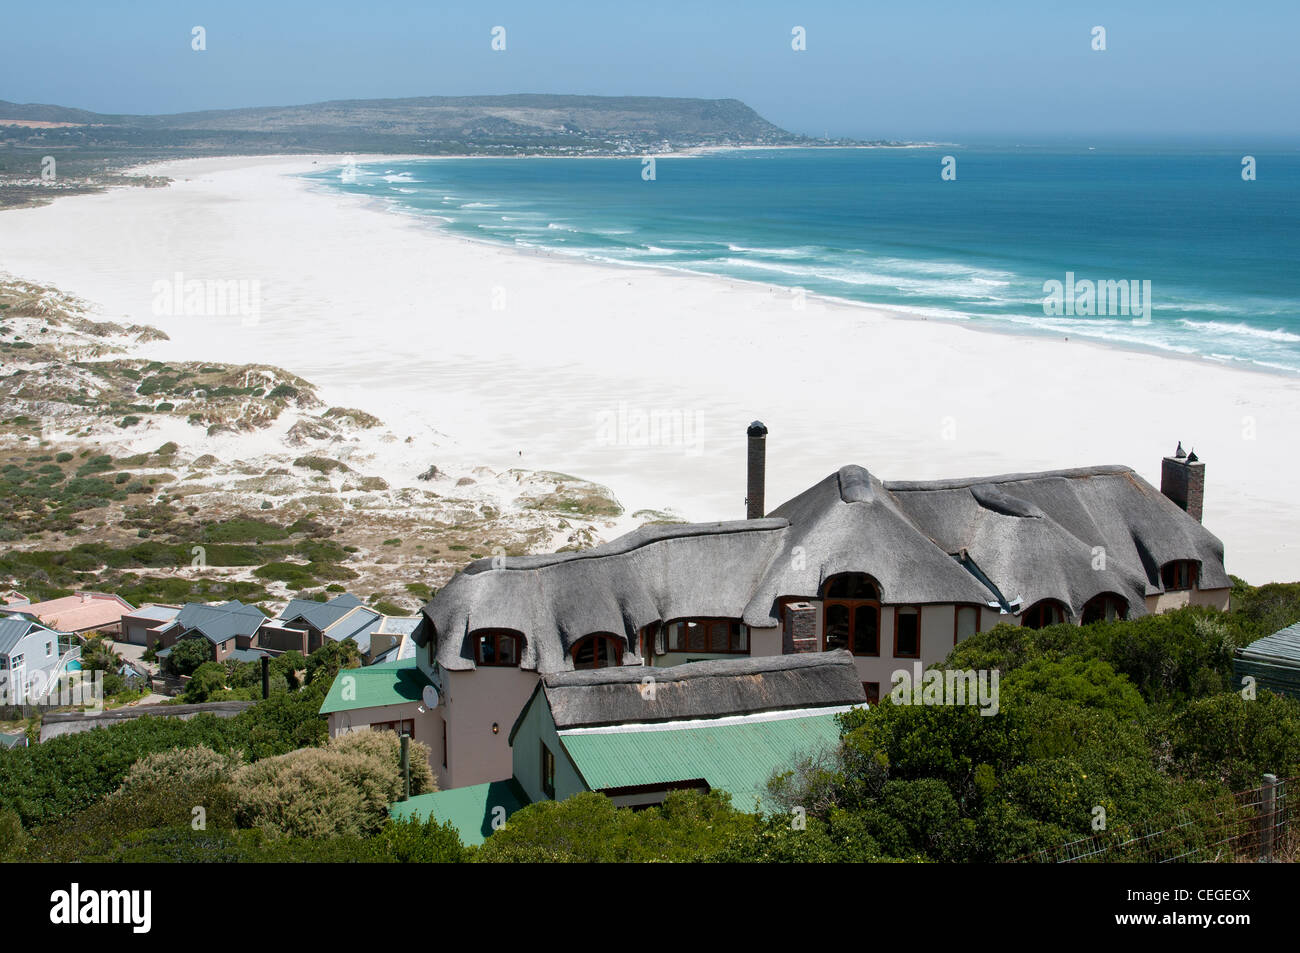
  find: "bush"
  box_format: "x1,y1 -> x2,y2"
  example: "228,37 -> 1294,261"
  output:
0,714 -> 238,828
233,730 -> 434,839
1170,691 -> 1300,789
475,790 -> 755,862
117,745 -> 240,794
166,637 -> 212,677
368,814 -> 467,863
183,661 -> 227,702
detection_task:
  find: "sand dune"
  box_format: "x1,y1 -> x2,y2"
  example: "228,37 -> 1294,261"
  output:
1,155 -> 1297,583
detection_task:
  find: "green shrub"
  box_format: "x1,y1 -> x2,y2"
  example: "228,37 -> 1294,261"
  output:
233,730 -> 434,839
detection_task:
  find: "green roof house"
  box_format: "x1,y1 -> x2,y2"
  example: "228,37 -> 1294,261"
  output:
319,658 -> 440,774
392,652 -> 865,846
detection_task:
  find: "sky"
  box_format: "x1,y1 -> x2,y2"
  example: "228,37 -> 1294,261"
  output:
1,0 -> 1296,142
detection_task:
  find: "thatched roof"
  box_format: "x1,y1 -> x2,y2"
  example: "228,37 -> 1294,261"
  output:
512,650 -> 865,736
420,463 -> 1229,673
422,519 -> 788,673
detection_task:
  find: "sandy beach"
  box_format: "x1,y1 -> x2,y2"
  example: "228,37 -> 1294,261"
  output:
1,154 -> 1297,584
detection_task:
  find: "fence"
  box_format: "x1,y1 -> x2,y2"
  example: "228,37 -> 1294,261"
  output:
1020,774 -> 1293,863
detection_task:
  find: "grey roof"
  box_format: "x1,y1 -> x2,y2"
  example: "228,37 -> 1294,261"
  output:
173,600 -> 266,644
379,616 -> 421,636
123,604 -> 181,623
512,650 -> 866,738
420,462 -> 1230,674
225,648 -> 270,663
1237,623 -> 1300,664
0,733 -> 27,750
0,617 -> 42,656
423,518 -> 789,673
275,593 -> 364,631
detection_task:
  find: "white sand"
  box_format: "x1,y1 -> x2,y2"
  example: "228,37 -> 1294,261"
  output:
2,155 -> 1297,583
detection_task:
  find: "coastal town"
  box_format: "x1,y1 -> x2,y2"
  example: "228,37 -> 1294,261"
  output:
1,12 -> 1297,932
2,416 -> 1296,860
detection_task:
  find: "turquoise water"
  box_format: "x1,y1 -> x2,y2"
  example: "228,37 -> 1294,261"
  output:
306,147 -> 1300,372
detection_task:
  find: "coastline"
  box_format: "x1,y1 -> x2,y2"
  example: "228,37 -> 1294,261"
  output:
1,154 -> 1297,583
316,168 -> 1296,385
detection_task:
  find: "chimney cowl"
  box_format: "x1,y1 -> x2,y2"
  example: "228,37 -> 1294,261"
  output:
747,420 -> 768,437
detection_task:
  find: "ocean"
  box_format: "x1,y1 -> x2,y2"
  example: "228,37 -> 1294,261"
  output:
305,146 -> 1300,373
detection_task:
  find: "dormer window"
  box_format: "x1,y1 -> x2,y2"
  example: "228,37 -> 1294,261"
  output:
1021,599 -> 1068,630
665,619 -> 749,654
1160,561 -> 1198,592
1081,593 -> 1128,624
572,634 -> 621,669
474,629 -> 523,666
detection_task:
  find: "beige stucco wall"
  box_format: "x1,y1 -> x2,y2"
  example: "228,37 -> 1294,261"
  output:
1146,587 -> 1231,614
442,666 -> 539,790
326,699 -> 442,778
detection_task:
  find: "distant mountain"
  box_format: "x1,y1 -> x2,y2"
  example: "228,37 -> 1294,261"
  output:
0,94 -> 823,156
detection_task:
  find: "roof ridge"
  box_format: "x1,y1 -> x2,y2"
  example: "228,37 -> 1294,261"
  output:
461,517 -> 789,576
884,464 -> 1135,492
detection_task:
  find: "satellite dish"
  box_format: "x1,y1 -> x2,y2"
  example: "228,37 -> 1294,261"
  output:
422,685 -> 440,709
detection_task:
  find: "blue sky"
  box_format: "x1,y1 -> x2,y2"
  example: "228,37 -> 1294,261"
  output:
1,0 -> 1296,141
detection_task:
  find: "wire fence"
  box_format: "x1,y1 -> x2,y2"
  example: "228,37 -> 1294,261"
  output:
1019,774 -> 1293,863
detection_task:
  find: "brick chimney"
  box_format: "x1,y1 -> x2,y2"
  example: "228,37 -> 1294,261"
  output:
782,602 -> 818,654
1160,442 -> 1204,522
745,420 -> 767,519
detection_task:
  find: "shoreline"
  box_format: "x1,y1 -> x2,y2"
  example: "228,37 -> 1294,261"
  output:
1,154 -> 1297,584
317,169 -> 1300,384
311,161 -> 1298,385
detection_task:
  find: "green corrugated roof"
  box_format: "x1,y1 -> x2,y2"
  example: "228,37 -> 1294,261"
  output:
389,779 -> 530,847
318,658 -> 431,715
559,710 -> 845,811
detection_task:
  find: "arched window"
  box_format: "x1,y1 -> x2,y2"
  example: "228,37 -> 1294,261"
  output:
1081,593 -> 1129,624
821,574 -> 881,656
474,629 -> 523,666
824,573 -> 880,600
665,619 -> 749,654
572,634 -> 622,669
1020,599 -> 1069,630
1160,560 -> 1199,592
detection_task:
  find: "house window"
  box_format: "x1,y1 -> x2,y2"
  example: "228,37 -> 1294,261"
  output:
1160,561 -> 1198,592
1081,593 -> 1129,624
371,719 -> 415,735
441,721 -> 448,769
474,629 -> 523,666
862,682 -> 880,704
954,605 -> 979,645
822,573 -> 881,656
666,619 -> 749,654
10,654 -> 22,667
894,607 -> 921,658
46,641 -> 53,657
638,622 -> 660,660
541,741 -> 556,799
1021,600 -> 1068,629
572,634 -> 621,669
